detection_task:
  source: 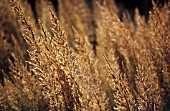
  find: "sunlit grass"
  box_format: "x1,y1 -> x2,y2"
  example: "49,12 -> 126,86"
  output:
0,0 -> 169,110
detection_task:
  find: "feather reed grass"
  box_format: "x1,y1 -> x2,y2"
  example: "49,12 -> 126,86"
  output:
0,0 -> 169,110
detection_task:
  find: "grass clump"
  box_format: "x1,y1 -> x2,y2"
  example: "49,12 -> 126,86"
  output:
0,0 -> 169,110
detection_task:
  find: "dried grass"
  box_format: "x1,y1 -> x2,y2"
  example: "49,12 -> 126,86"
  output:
0,0 -> 169,110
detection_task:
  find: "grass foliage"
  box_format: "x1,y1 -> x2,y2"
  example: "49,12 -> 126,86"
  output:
0,0 -> 169,110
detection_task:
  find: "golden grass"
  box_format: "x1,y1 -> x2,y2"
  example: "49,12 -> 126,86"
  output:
0,0 -> 169,110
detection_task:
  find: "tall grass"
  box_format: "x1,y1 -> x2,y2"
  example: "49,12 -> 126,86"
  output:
0,0 -> 169,110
